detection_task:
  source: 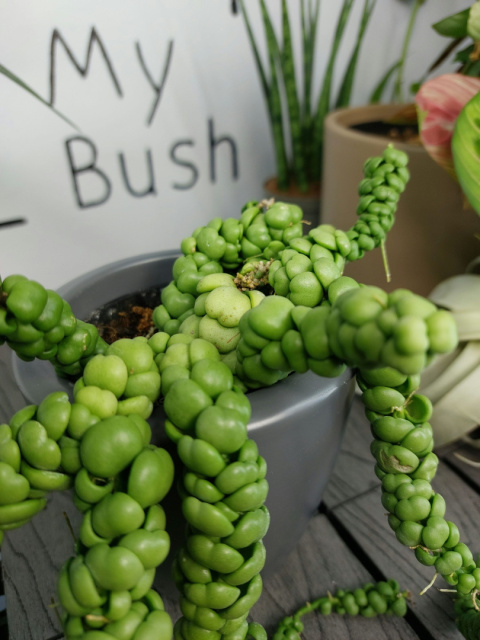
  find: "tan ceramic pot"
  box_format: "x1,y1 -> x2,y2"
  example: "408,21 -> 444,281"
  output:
322,104 -> 480,297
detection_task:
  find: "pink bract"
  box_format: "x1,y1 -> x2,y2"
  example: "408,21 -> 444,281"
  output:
415,73 -> 480,178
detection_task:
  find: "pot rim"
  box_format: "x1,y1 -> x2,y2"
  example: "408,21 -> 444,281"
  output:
263,176 -> 321,201
324,103 -> 425,155
12,250 -> 354,408
56,250 -> 180,300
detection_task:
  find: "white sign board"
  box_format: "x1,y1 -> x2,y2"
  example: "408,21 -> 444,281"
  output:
0,0 -> 469,288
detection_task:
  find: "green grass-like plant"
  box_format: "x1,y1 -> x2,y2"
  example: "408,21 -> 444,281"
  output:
239,0 -> 377,192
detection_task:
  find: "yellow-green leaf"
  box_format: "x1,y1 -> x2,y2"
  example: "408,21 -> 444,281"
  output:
452,88 -> 480,216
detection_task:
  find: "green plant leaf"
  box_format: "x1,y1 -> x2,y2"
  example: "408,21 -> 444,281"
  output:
432,8 -> 470,39
464,58 -> 480,77
336,0 -> 377,108
452,89 -> 480,216
239,2 -> 270,105
369,61 -> 401,104
239,0 -> 289,188
259,0 -> 289,189
392,0 -> 425,103
312,0 -> 355,178
454,43 -> 475,64
301,0 -> 319,118
468,1 -> 480,41
239,0 -> 380,185
452,43 -> 480,75
300,0 -> 320,181
0,63 -> 79,131
281,0 -> 308,191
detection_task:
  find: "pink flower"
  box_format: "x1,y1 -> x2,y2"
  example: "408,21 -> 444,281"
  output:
415,73 -> 480,178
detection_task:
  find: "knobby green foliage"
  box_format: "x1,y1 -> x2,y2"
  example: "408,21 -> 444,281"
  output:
273,579 -> 409,639
0,144 -> 478,639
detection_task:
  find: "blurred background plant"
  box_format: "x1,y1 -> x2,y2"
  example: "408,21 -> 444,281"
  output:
235,0 -> 462,197
237,0 -> 378,194
369,0 -> 480,112
415,2 -> 480,179
370,0 -> 426,105
415,0 -> 480,91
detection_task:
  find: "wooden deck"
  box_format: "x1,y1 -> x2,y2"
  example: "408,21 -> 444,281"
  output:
1,346 -> 479,640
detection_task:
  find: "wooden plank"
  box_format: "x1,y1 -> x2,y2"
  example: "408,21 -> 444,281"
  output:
323,395 -> 379,509
0,350 -> 27,422
442,440 -> 480,491
2,491 -> 79,640
253,514 -> 419,639
331,457 -> 480,640
3,510 -> 422,640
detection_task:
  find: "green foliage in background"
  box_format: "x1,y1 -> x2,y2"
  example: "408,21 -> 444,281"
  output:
239,0 -> 377,192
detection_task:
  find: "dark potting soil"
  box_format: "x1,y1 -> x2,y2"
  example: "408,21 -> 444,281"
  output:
85,286 -> 161,344
82,283 -> 290,394
351,120 -> 421,145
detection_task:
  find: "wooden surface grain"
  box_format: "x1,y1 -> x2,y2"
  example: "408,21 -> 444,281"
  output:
1,348 -> 479,640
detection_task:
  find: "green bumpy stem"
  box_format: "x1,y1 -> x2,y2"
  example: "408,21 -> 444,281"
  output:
235,283 -> 458,388
154,200 -> 306,337
346,145 -> 410,263
0,275 -> 108,378
158,337 -> 270,639
266,145 -> 410,303
361,376 -> 480,637
357,367 -> 480,637
234,283 -> 480,633
0,394 -> 74,535
456,595 -> 480,640
273,579 -> 409,640
1,340 -> 178,639
164,144 -> 409,337
237,282 -> 478,635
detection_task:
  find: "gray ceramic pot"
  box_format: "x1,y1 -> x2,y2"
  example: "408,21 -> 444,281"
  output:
12,252 -> 355,579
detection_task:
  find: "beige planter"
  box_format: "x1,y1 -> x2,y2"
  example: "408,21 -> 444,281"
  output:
264,177 -> 321,228
322,104 -> 480,297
